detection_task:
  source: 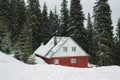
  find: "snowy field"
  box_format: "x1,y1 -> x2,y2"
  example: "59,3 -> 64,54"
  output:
0,51 -> 120,80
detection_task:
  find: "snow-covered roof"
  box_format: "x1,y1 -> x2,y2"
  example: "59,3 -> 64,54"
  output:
34,36 -> 88,58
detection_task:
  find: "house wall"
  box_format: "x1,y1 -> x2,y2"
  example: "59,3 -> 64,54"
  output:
46,56 -> 88,68
52,38 -> 88,57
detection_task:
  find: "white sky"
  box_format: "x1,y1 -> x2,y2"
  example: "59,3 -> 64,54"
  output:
39,0 -> 120,28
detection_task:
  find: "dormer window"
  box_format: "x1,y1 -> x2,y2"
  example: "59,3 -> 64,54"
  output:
72,47 -> 76,52
63,47 -> 67,52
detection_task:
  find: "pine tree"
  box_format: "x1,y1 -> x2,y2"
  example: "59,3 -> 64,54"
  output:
68,0 -> 88,52
14,23 -> 34,64
14,25 -> 27,62
27,0 -> 43,51
86,13 -> 94,62
1,32 -> 12,54
7,0 -> 26,44
0,0 -> 10,17
42,3 -> 51,44
48,11 -> 55,36
117,19 -> 120,40
0,0 -> 12,53
53,7 -> 60,36
0,17 -> 11,53
48,8 -> 60,36
93,0 -> 113,66
114,18 -> 120,65
59,0 -> 69,36
22,24 -> 34,64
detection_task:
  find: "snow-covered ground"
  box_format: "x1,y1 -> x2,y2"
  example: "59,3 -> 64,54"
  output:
0,51 -> 120,80
0,51 -> 21,63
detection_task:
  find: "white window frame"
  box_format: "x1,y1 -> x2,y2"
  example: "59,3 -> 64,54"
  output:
72,47 -> 76,52
71,58 -> 77,63
63,47 -> 67,52
54,59 -> 59,64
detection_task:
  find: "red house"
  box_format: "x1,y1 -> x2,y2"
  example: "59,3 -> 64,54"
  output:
34,36 -> 89,68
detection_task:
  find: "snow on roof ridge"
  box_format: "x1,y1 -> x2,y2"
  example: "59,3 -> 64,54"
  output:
45,37 -> 69,58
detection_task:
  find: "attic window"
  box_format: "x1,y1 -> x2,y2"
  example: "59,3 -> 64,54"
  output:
71,58 -> 76,63
63,47 -> 67,52
72,47 -> 76,52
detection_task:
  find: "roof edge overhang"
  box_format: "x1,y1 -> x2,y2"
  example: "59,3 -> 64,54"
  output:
35,54 -> 51,59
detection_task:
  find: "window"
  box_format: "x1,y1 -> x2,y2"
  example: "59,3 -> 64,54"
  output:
54,59 -> 59,64
71,58 -> 77,63
72,47 -> 76,52
63,47 -> 67,52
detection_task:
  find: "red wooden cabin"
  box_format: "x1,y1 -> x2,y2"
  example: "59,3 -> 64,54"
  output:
34,36 -> 89,68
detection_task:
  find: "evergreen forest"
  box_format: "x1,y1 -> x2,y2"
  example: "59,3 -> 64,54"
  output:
0,0 -> 120,66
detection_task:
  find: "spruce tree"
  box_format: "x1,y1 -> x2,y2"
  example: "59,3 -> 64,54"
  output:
93,0 -> 113,66
48,11 -> 55,36
53,7 -> 60,36
68,0 -> 88,52
117,19 -> 120,39
86,13 -> 93,62
42,3 -> 51,44
22,24 -> 34,64
0,0 -> 10,17
14,25 -> 27,62
0,17 -> 11,53
14,23 -> 34,64
114,18 -> 120,65
0,0 -> 11,53
48,8 -> 60,36
27,0 -> 43,51
59,0 -> 69,36
7,0 -> 26,44
1,32 -> 12,54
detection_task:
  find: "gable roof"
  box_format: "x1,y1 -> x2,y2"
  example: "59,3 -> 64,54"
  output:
34,36 -> 88,58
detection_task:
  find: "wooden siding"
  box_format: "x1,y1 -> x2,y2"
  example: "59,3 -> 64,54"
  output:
35,54 -> 88,68
49,56 -> 88,68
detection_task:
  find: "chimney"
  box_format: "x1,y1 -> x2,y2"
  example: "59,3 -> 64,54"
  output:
41,42 -> 44,46
54,36 -> 57,46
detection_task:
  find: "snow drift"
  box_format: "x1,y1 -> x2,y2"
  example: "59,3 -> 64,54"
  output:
0,51 -> 120,80
0,51 -> 21,63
